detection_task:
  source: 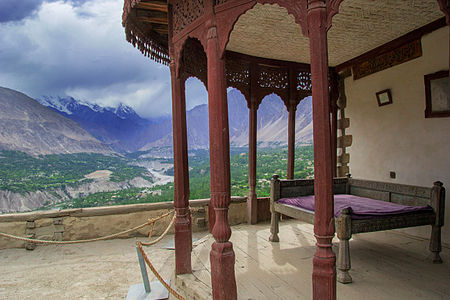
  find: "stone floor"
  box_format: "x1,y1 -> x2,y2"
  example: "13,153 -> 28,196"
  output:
0,234 -> 184,299
189,221 -> 450,300
1,220 -> 449,299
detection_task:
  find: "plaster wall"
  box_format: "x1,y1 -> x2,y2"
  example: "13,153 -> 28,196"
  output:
345,26 -> 450,244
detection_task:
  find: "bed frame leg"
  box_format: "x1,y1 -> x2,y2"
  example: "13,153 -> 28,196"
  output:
337,208 -> 352,283
429,181 -> 445,264
430,225 -> 442,263
269,211 -> 280,242
337,238 -> 352,283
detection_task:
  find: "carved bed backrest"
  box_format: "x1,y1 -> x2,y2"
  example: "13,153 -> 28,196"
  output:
348,178 -> 433,206
274,176 -> 348,199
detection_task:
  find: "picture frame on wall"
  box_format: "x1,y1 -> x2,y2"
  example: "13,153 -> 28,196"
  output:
424,70 -> 450,118
376,89 -> 393,107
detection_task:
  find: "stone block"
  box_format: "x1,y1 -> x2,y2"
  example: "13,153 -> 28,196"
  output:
53,224 -> 64,233
196,218 -> 206,228
54,232 -> 63,241
25,233 -> 36,251
337,135 -> 353,148
26,221 -> 35,229
53,218 -> 63,225
337,118 -> 350,129
338,153 -> 350,164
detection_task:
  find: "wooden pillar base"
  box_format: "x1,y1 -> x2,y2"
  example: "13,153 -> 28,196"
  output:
312,235 -> 336,299
210,241 -> 237,300
175,207 -> 192,275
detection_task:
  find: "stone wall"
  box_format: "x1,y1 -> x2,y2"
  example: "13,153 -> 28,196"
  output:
0,197 -> 249,250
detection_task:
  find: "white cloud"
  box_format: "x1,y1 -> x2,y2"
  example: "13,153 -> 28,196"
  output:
0,0 -> 208,118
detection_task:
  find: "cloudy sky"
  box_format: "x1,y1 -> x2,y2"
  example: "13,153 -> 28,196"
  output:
0,0 -> 208,118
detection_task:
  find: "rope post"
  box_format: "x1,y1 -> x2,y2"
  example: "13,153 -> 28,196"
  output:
136,244 -> 151,293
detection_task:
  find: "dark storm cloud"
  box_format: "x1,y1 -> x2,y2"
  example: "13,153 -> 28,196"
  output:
0,0 -> 208,118
0,0 -> 89,23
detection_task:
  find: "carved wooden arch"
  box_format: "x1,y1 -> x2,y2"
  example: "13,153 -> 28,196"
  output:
184,75 -> 209,94
215,0 -> 309,57
226,86 -> 250,107
176,37 -> 208,87
172,26 -> 208,78
259,91 -> 287,109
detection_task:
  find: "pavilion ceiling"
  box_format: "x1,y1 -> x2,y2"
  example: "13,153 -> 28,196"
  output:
228,1 -> 444,66
123,0 -> 445,67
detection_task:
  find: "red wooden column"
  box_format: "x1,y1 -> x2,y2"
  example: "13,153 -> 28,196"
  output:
168,2 -> 192,275
170,64 -> 192,275
287,101 -> 296,179
248,63 -> 259,224
287,69 -> 298,180
308,1 -> 336,299
206,25 -> 238,300
248,99 -> 258,224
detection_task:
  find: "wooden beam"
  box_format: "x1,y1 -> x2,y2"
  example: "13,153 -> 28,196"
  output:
136,1 -> 168,13
137,16 -> 168,25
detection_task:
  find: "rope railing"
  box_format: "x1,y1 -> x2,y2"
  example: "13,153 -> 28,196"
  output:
137,242 -> 187,300
0,210 -> 174,245
0,209 -> 187,299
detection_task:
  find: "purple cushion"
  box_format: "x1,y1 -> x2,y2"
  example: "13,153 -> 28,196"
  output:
277,194 -> 433,219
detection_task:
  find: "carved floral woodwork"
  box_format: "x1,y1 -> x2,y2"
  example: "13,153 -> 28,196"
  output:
181,38 -> 208,87
226,58 -> 251,100
173,0 -> 205,35
214,0 -> 228,5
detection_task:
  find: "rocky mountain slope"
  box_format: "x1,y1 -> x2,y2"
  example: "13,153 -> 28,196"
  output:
0,87 -> 112,156
139,89 -> 313,150
37,96 -> 151,152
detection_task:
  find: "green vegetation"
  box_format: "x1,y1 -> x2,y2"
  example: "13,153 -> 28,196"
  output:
57,186 -> 175,209
188,145 -> 314,199
0,146 -> 313,210
58,145 -> 313,208
0,151 -> 152,193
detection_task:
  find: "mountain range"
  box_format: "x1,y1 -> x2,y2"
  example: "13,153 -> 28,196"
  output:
138,90 -> 313,151
37,96 -> 152,152
0,87 -> 312,155
0,87 -> 112,156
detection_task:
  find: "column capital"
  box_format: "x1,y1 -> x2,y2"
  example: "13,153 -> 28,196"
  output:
207,26 -> 218,40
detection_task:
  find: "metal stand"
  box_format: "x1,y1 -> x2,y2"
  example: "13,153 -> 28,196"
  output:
126,245 -> 170,300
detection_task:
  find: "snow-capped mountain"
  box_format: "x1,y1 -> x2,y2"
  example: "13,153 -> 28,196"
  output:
36,96 -> 151,152
0,87 -> 112,156
37,90 -> 312,154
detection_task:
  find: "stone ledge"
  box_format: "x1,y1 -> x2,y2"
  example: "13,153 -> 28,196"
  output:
0,197 -> 247,222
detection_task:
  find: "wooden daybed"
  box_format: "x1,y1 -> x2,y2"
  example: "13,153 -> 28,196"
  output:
269,175 -> 445,283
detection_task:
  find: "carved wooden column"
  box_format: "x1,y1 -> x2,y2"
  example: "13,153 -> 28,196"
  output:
308,1 -> 336,299
206,25 -> 238,300
170,64 -> 192,275
287,101 -> 296,180
247,97 -> 259,224
168,3 -> 192,275
287,69 -> 298,180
